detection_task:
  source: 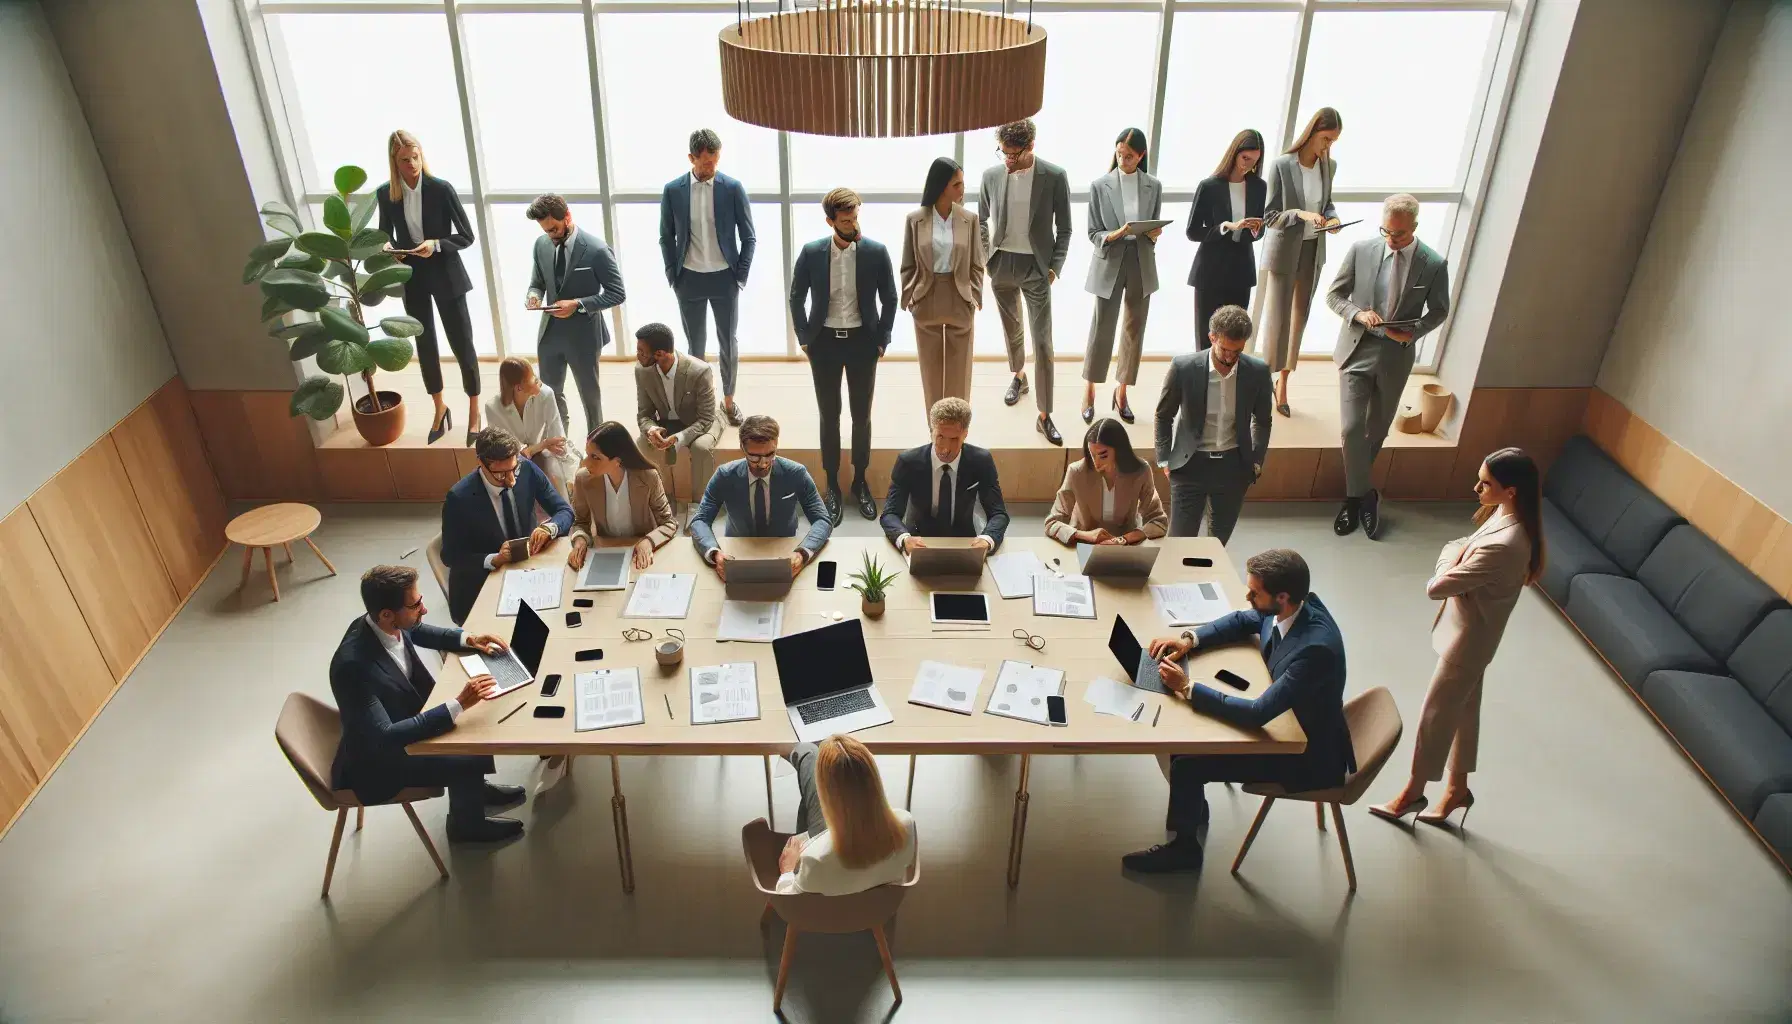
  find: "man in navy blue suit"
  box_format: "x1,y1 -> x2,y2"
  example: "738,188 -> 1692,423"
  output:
689,414 -> 832,581
441,427 -> 574,624
1125,548 -> 1354,873
660,128 -> 757,426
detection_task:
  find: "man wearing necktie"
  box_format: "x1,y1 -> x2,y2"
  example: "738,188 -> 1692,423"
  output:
689,415 -> 833,581
440,428 -> 575,624
1325,194 -> 1452,540
523,194 -> 625,439
880,397 -> 1012,554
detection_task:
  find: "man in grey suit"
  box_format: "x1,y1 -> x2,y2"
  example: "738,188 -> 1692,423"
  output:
1154,305 -> 1272,544
1325,194 -> 1451,540
979,118 -> 1073,446
524,194 -> 625,438
633,322 -> 723,510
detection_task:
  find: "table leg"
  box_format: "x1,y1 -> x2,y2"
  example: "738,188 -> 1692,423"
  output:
304,536 -> 338,576
239,546 -> 253,588
610,755 -> 634,893
1006,753 -> 1032,888
763,754 -> 774,829
282,541 -> 295,563
263,547 -> 280,602
905,754 -> 917,810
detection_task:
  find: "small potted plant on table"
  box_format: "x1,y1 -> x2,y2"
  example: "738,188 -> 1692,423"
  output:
848,552 -> 901,619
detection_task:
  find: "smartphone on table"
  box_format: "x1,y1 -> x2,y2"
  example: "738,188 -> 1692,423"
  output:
816,560 -> 837,590
1046,694 -> 1068,727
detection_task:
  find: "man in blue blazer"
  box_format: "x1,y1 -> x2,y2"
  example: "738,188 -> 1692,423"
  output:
659,128 -> 757,426
330,565 -> 525,843
441,427 -> 574,625
1125,548 -> 1354,873
880,397 -> 1011,553
689,414 -> 832,579
789,188 -> 898,523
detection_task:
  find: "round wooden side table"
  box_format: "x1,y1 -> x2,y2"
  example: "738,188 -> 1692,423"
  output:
226,503 -> 337,602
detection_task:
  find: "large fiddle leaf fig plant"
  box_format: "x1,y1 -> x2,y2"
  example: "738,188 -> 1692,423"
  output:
245,164 -> 423,420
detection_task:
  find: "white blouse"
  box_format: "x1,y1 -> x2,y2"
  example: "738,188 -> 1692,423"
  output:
1228,180 -> 1247,240
484,385 -> 577,475
602,471 -> 633,537
1299,160 -> 1324,240
930,209 -> 955,274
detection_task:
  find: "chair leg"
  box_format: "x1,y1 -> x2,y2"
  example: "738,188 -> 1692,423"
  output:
759,900 -> 776,930
773,926 -> 799,1012
1316,803 -> 1326,831
764,754 -> 774,829
873,923 -> 902,1006
304,535 -> 338,575
1330,803 -> 1357,892
610,755 -> 635,893
1231,796 -> 1276,874
403,802 -> 449,879
905,754 -> 917,810
356,806 -> 365,832
321,807 -> 348,899
1006,754 -> 1032,888
263,547 -> 280,601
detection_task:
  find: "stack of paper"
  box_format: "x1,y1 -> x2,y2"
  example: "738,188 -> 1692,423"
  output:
984,660 -> 1066,725
574,668 -> 644,731
988,550 -> 1050,599
1151,582 -> 1231,626
1033,574 -> 1096,619
689,663 -> 760,725
623,573 -> 696,618
718,600 -> 783,642
498,567 -> 563,615
908,660 -> 983,715
1084,676 -> 1147,720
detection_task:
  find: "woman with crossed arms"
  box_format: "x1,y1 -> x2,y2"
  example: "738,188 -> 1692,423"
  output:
1044,417 -> 1169,547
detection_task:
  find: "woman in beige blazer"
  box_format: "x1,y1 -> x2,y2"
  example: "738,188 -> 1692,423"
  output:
566,421 -> 677,572
901,157 -> 985,416
1045,417 -> 1169,545
1371,448 -> 1545,830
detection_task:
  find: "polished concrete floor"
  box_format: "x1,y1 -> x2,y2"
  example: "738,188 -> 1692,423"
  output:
0,502 -> 1787,1023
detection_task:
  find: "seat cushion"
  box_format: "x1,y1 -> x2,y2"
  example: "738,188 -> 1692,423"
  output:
1754,794 -> 1792,865
1567,574 -> 1720,687
1637,526 -> 1786,662
1544,435 -> 1683,573
1539,498 -> 1623,605
1728,608 -> 1792,734
1642,671 -> 1792,819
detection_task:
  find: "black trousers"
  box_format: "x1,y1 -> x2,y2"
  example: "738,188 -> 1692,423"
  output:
403,284 -> 481,397
361,753 -> 495,823
1193,282 -> 1252,351
1167,752 -> 1332,837
806,327 -> 879,485
1168,451 -> 1253,544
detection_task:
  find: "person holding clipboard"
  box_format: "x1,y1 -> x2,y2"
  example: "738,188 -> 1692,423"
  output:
1257,108 -> 1344,418
1185,129 -> 1268,355
1080,128 -> 1166,425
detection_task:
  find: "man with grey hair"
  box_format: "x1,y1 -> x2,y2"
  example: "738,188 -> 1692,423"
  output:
880,397 -> 1011,552
440,426 -> 574,623
1154,304 -> 1272,543
1325,193 -> 1451,539
659,128 -> 757,426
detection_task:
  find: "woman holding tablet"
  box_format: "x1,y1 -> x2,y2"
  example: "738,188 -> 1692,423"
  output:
1080,128 -> 1163,425
1257,108 -> 1343,417
777,734 -> 918,896
1186,129 -> 1267,354
1044,417 -> 1168,547
566,421 -> 677,573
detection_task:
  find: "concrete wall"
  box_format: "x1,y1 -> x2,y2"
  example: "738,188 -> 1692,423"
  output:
0,1 -> 179,514
1597,0 -> 1792,519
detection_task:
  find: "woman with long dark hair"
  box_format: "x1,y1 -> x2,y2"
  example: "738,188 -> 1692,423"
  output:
901,157 -> 985,415
566,421 -> 676,574
1186,129 -> 1267,353
1044,416 -> 1168,546
1370,447 -> 1545,830
1079,128 -> 1163,425
1257,108 -> 1343,417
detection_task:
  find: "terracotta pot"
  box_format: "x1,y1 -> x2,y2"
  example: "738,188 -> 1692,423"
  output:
1395,407 -> 1424,434
861,597 -> 886,619
1418,383 -> 1453,434
352,390 -> 405,447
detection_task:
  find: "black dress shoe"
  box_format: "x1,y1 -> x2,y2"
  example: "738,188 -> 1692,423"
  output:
1004,375 -> 1029,406
1121,837 -> 1205,874
1362,489 -> 1384,540
1113,393 -> 1135,424
427,408 -> 452,445
446,815 -> 524,844
483,782 -> 526,810
852,480 -> 878,520
824,486 -> 844,528
1333,500 -> 1360,536
723,402 -> 744,427
1037,415 -> 1062,446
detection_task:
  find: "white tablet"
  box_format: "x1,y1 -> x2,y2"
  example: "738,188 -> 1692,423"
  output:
930,591 -> 990,625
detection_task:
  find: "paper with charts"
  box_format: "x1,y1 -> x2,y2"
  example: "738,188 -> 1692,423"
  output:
689,662 -> 760,725
497,566 -> 563,615
623,573 -> 696,618
908,660 -> 983,715
574,668 -> 645,732
987,550 -> 1050,599
1151,581 -> 1232,626
1032,574 -> 1096,619
717,600 -> 783,642
984,660 -> 1066,725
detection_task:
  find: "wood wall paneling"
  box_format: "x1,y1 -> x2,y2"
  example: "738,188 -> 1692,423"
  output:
110,379 -> 230,592
316,448 -> 398,501
188,390 -> 322,501
388,448 -> 462,501
1384,448 -> 1458,501
453,447 -> 481,479
0,718 -> 38,833
1253,449 -> 1321,500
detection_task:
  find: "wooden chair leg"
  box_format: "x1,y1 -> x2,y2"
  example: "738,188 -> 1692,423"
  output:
238,546 -> 254,588
763,754 -> 774,829
773,926 -> 799,1012
1316,803 -> 1326,830
321,807 -> 348,899
1330,803 -> 1357,892
356,806 -> 364,832
873,923 -> 902,1006
402,802 -> 450,879
1231,796 -> 1275,874
304,535 -> 338,575
759,900 -> 776,930
263,547 -> 280,601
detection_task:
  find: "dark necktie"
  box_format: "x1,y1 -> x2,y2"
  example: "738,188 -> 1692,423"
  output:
399,632 -> 435,703
501,486 -> 521,540
554,240 -> 567,284
1263,627 -> 1281,662
754,478 -> 769,532
938,465 -> 953,528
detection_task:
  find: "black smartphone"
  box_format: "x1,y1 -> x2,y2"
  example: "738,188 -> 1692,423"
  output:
533,705 -> 566,719
565,611 -> 583,628
1046,694 -> 1068,726
1214,668 -> 1250,691
1182,557 -> 1214,568
573,598 -> 594,608
816,560 -> 837,591
575,648 -> 603,662
540,673 -> 562,697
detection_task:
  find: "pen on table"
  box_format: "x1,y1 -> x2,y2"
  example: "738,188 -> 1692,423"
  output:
498,702 -> 527,724
1130,704 -> 1142,722
664,693 -> 674,720
1152,706 -> 1161,728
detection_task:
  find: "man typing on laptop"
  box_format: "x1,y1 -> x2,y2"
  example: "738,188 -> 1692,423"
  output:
880,397 -> 1010,555
689,414 -> 832,582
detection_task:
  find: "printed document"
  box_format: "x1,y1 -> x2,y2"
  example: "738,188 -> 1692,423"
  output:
1084,676 -> 1147,720
988,550 -> 1050,599
623,573 -> 696,618
689,663 -> 760,725
498,566 -> 562,615
908,660 -> 983,715
1151,581 -> 1232,626
1033,574 -> 1096,619
718,600 -> 784,642
574,668 -> 644,731
984,660 -> 1066,725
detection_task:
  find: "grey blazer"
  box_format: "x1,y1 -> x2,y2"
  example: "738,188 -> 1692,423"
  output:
1083,168 -> 1162,298
1154,350 -> 1273,479
1260,153 -> 1338,275
527,227 -> 625,348
977,158 -> 1074,278
1324,238 -> 1451,366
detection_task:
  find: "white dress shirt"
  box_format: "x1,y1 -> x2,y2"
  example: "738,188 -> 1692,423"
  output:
683,173 -> 729,273
896,447 -> 992,551
603,471 -> 633,537
1275,601 -> 1303,639
1228,180 -> 1248,240
930,209 -> 955,274
1100,478 -> 1116,522
824,240 -> 861,329
1299,160 -> 1324,240
478,468 -> 558,571
399,177 -> 437,251
658,360 -> 679,420
483,387 -> 567,453
1376,239 -> 1414,322
1197,359 -> 1239,452
1119,168 -> 1141,225
365,615 -> 462,721
998,165 -> 1034,254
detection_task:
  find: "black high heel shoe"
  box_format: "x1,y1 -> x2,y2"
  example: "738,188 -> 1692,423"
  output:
427,408 -> 452,445
1112,392 -> 1135,424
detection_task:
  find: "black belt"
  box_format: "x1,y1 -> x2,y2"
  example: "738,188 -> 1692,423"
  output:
824,326 -> 860,338
1195,449 -> 1239,458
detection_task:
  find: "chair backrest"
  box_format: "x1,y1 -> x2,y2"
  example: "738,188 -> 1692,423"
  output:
425,534 -> 449,596
741,818 -> 917,934
1338,686 -> 1403,804
275,692 -> 345,811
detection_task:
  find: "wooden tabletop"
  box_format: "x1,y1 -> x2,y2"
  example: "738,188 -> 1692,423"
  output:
413,535 -> 1304,758
225,503 -> 322,547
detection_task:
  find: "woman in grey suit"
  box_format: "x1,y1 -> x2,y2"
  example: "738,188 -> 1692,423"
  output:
1080,128 -> 1162,425
1370,448 -> 1545,830
1256,108 -> 1343,417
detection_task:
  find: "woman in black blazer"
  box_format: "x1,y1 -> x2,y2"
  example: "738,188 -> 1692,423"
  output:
377,129 -> 481,445
1185,129 -> 1267,353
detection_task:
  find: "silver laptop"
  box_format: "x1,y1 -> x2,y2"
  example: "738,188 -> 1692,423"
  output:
574,548 -> 630,591
909,543 -> 987,578
725,556 -> 793,600
1077,542 -> 1161,578
773,619 -> 892,742
463,601 -> 549,696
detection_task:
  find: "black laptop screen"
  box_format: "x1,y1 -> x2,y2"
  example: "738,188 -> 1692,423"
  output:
1108,615 -> 1142,672
512,601 -> 550,673
773,618 -> 874,705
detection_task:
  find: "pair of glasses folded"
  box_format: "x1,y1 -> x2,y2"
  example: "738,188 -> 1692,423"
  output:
622,627 -> 685,644
1012,628 -> 1045,652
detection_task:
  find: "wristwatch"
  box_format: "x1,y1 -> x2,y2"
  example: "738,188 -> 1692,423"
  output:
1179,630 -> 1197,650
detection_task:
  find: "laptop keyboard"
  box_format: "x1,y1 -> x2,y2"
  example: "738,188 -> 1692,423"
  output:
797,688 -> 875,723
486,655 -> 531,690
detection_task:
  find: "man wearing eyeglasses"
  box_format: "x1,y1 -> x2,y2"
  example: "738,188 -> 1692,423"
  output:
1325,193 -> 1452,540
440,427 -> 574,624
689,414 -> 833,580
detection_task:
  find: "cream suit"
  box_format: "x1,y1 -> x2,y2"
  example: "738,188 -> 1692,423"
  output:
568,467 -> 678,552
1043,460 -> 1169,545
1413,511 -> 1532,780
900,204 -> 985,416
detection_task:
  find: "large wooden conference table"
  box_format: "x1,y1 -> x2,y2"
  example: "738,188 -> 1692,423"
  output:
414,535 -> 1303,891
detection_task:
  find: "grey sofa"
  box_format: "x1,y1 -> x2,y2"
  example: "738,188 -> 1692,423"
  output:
1543,435 -> 1791,868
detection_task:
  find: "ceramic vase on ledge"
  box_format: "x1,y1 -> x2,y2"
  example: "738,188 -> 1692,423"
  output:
1418,383 -> 1453,434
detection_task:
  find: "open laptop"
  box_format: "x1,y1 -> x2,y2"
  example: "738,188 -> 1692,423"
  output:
461,600 -> 549,696
574,547 -> 630,591
772,618 -> 893,742
909,542 -> 987,578
1078,542 -> 1160,578
1107,614 -> 1183,696
724,556 -> 794,600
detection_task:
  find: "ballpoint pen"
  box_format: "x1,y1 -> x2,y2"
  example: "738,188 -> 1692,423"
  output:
1151,706 -> 1161,727
664,693 -> 674,720
498,702 -> 527,724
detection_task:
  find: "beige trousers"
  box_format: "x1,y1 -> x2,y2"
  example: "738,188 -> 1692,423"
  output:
1253,238 -> 1318,373
1411,656 -> 1485,781
912,277 -> 975,417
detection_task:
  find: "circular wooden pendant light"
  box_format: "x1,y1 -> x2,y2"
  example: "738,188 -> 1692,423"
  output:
720,1 -> 1046,138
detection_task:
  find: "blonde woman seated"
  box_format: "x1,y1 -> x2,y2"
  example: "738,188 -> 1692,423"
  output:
483,356 -> 577,495
567,421 -> 677,573
776,734 -> 918,896
1044,417 -> 1169,546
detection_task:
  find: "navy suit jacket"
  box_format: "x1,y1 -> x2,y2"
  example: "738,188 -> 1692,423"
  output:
1190,593 -> 1354,792
788,237 -> 899,350
879,443 -> 1010,551
328,616 -> 468,804
440,460 -> 574,624
658,172 -> 757,286
688,457 -> 832,561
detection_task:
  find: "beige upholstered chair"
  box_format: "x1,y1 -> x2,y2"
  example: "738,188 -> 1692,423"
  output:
274,692 -> 449,899
425,533 -> 449,596
741,818 -> 918,1013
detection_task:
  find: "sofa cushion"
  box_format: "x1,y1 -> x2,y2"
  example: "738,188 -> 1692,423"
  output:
1636,526 -> 1786,662
1567,574 -> 1721,687
1642,671 -> 1792,819
1544,435 -> 1682,573
1539,498 -> 1623,605
1728,608 -> 1792,734
1754,794 -> 1792,865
